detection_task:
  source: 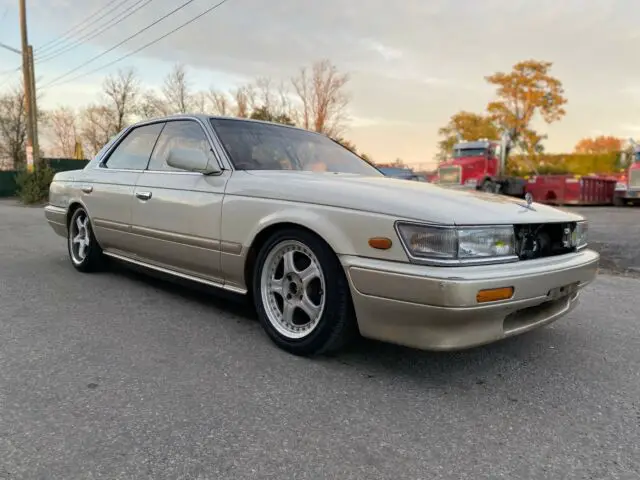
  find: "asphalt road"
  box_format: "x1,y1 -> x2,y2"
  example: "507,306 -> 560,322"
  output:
1,202 -> 639,480
569,206 -> 640,277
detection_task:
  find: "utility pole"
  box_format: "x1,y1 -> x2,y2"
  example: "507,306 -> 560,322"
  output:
19,0 -> 38,171
27,45 -> 39,165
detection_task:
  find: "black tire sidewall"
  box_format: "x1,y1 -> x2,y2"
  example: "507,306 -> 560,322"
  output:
252,228 -> 352,355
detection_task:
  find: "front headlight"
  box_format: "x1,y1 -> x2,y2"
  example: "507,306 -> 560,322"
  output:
395,222 -> 516,264
573,221 -> 588,250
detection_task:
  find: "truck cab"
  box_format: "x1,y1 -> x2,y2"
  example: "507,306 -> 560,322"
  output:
436,140 -> 501,189
614,145 -> 640,205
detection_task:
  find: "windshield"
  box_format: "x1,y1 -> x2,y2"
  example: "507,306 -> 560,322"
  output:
209,118 -> 383,176
453,148 -> 487,158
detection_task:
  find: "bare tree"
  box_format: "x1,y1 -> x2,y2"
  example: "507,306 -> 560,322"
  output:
80,105 -> 116,158
0,86 -> 27,169
291,59 -> 350,136
254,76 -> 275,112
274,79 -> 294,119
45,106 -> 77,157
192,91 -> 209,114
162,63 -> 192,114
232,84 -> 255,118
251,76 -> 294,119
208,89 -> 231,116
102,67 -> 139,132
137,89 -> 168,119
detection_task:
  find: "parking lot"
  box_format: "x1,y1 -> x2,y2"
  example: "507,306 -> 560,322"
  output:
1,201 -> 639,479
570,206 -> 640,277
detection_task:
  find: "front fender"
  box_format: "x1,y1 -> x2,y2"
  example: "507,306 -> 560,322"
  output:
245,207 -> 358,255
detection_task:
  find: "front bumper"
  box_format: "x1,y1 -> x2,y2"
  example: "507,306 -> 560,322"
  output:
341,249 -> 599,351
44,204 -> 68,238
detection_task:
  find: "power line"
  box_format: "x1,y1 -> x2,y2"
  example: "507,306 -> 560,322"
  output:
43,0 -> 232,90
0,65 -> 20,75
40,0 -> 202,88
36,0 -> 135,54
0,66 -> 21,86
36,0 -> 155,64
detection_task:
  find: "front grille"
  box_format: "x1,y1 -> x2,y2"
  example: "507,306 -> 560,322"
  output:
514,222 -> 577,260
437,166 -> 461,184
629,169 -> 640,188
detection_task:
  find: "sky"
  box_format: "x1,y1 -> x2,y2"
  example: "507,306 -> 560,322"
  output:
0,0 -> 638,168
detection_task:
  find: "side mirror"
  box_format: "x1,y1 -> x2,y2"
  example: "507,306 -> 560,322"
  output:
167,147 -> 221,174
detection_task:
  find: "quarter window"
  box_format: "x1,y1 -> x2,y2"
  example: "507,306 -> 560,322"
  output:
148,120 -> 214,171
102,123 -> 164,170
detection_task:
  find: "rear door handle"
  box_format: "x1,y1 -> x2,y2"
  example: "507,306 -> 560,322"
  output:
135,191 -> 152,201
81,185 -> 93,194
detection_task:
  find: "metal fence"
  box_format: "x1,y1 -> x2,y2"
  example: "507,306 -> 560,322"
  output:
0,158 -> 89,198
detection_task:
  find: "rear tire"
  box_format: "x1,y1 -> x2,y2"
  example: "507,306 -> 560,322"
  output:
67,207 -> 105,273
252,228 -> 356,356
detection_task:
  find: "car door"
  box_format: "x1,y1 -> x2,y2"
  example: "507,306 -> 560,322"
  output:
128,118 -> 231,283
80,122 -> 164,253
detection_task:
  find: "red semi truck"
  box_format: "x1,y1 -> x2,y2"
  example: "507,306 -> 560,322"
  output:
613,140 -> 640,206
435,133 -> 527,198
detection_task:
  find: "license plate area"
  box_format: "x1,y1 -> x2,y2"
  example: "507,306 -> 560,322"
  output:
547,282 -> 579,301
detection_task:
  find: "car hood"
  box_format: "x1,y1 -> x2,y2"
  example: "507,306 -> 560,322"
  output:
231,171 -> 584,225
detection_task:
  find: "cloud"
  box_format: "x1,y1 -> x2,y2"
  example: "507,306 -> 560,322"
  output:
620,124 -> 640,134
621,86 -> 640,102
350,115 -> 425,128
360,39 -> 403,61
8,0 -> 640,164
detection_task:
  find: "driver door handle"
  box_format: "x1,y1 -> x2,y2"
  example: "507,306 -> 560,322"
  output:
135,191 -> 152,201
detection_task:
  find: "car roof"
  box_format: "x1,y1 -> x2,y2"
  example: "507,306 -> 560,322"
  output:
131,113 -> 323,136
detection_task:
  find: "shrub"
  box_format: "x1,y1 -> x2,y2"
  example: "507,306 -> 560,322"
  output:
15,165 -> 55,205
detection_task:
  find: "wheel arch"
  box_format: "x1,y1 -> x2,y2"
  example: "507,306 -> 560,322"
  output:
65,200 -> 100,243
66,201 -> 85,229
242,214 -> 355,296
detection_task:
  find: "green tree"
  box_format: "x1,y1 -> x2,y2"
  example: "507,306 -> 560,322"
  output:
249,105 -> 295,125
331,136 -> 357,153
437,111 -> 499,159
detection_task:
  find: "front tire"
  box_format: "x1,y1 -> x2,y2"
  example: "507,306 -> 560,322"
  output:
480,179 -> 498,193
252,228 -> 356,356
67,207 -> 105,272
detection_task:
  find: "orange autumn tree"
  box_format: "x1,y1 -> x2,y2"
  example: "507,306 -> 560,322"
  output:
574,135 -> 623,154
485,59 -> 567,166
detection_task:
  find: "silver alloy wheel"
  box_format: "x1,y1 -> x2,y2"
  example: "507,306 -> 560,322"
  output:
260,239 -> 326,340
69,211 -> 91,265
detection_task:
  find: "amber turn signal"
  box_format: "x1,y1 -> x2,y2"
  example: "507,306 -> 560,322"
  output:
476,287 -> 514,303
368,237 -> 393,250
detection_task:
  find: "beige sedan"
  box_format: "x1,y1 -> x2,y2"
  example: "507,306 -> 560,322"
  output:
45,115 -> 599,356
